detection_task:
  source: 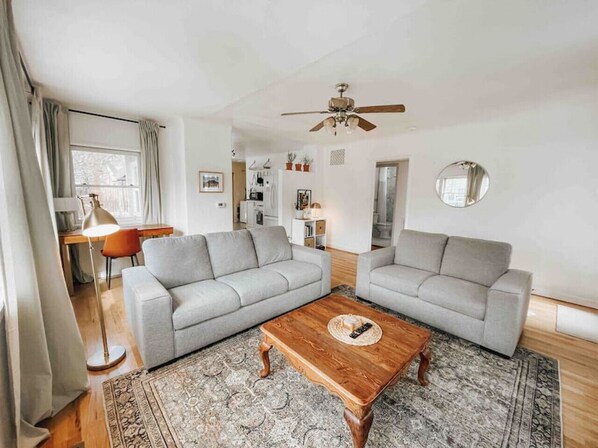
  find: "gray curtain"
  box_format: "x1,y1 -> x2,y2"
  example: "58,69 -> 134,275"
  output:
43,99 -> 92,283
30,89 -> 57,237
139,120 -> 162,224
0,1 -> 89,446
466,164 -> 486,205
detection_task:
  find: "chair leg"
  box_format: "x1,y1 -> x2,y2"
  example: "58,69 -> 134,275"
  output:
134,254 -> 140,266
107,258 -> 113,289
130,255 -> 135,267
104,257 -> 109,281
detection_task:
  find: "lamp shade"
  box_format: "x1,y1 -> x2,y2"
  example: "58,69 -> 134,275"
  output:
311,202 -> 321,209
81,199 -> 120,237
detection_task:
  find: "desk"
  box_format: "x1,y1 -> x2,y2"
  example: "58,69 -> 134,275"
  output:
58,224 -> 174,295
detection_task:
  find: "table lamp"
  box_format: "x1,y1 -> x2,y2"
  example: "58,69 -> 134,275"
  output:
79,194 -> 126,370
311,202 -> 322,219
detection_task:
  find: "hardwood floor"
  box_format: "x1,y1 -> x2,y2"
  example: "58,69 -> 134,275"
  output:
41,248 -> 598,447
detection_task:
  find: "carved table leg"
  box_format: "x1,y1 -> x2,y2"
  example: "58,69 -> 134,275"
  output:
344,407 -> 374,448
259,340 -> 272,378
418,348 -> 431,386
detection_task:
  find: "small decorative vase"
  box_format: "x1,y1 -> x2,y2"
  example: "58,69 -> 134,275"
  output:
295,210 -> 304,219
303,164 -> 310,172
295,163 -> 302,171
286,162 -> 293,170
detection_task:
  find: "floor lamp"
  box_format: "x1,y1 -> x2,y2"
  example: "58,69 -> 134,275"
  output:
79,193 -> 127,371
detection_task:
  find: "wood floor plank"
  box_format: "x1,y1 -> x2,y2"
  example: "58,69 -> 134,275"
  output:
39,248 -> 597,447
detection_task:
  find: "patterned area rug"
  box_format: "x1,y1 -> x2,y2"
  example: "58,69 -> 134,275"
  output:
103,285 -> 561,447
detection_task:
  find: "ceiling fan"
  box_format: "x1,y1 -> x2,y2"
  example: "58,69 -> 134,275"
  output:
281,83 -> 405,135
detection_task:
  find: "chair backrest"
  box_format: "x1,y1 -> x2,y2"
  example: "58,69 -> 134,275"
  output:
103,228 -> 142,258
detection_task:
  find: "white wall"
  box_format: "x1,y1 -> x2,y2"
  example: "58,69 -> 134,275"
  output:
160,117 -> 187,235
320,91 -> 598,307
181,118 -> 233,235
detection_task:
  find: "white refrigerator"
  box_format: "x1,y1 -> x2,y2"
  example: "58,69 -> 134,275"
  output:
263,173 -> 278,227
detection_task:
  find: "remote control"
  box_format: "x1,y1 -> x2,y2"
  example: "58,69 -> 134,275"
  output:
349,322 -> 373,339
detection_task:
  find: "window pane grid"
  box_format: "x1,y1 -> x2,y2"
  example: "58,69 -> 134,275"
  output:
72,146 -> 142,223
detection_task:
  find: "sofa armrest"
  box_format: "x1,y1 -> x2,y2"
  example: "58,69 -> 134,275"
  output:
122,266 -> 175,369
483,269 -> 533,356
291,245 -> 332,297
356,246 -> 395,300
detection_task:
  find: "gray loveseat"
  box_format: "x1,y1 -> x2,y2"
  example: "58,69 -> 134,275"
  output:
123,226 -> 331,369
356,230 -> 532,356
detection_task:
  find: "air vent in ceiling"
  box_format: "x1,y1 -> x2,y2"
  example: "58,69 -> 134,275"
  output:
330,148 -> 345,166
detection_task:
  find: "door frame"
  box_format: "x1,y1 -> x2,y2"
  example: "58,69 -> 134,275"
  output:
367,158 -> 411,250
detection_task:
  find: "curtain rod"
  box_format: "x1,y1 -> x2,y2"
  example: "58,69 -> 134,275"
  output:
69,109 -> 166,129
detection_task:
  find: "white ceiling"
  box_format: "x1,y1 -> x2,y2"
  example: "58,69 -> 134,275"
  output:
14,0 -> 598,152
13,0 -> 424,119
223,0 -> 598,148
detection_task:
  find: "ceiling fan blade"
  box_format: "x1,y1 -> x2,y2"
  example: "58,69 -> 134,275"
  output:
353,104 -> 405,114
309,120 -> 326,132
357,116 -> 377,131
281,111 -> 329,116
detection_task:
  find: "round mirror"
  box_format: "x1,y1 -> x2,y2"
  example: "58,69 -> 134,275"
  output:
436,161 -> 489,208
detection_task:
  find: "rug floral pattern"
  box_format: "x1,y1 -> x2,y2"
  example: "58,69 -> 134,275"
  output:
103,285 -> 561,447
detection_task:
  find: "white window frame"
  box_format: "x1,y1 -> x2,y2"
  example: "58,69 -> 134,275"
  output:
71,145 -> 143,226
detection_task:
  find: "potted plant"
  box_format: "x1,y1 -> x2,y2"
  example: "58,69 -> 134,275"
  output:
286,152 -> 296,170
295,154 -> 303,171
302,156 -> 313,172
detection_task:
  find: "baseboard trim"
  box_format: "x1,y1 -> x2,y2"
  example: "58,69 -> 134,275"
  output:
533,288 -> 598,310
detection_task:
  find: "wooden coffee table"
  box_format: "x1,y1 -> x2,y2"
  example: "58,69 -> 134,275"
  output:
259,294 -> 432,448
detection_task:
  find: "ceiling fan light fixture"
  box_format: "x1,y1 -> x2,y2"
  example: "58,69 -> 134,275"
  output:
346,116 -> 359,134
324,117 -> 336,135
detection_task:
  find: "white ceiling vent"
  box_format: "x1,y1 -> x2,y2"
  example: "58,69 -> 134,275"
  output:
330,149 -> 345,166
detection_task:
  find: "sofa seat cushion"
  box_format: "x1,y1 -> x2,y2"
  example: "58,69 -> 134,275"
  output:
170,280 -> 241,330
419,275 -> 488,320
217,268 -> 288,306
370,264 -> 436,297
262,260 -> 322,290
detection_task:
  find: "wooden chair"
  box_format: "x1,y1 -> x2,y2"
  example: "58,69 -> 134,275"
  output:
101,228 -> 142,289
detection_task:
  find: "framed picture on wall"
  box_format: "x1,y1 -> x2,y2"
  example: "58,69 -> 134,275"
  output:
296,189 -> 312,210
199,171 -> 224,193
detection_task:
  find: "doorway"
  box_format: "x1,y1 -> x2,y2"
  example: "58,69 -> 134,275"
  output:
371,160 -> 408,249
232,161 -> 246,230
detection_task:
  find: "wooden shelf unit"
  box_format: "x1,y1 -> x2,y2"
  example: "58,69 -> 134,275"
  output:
292,218 -> 327,250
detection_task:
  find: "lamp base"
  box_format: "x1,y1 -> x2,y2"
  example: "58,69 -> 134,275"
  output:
86,345 -> 126,371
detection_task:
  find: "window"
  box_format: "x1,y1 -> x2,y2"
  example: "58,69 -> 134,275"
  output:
72,146 -> 142,224
436,176 -> 468,207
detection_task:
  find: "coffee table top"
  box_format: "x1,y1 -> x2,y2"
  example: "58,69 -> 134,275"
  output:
260,294 -> 431,406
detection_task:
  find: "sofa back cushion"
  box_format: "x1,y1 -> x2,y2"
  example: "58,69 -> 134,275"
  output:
204,229 -> 258,278
249,226 -> 292,267
395,230 -> 449,273
143,235 -> 214,289
440,236 -> 512,287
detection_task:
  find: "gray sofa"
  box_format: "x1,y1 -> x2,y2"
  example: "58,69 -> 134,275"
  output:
356,230 -> 532,357
123,226 -> 331,369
